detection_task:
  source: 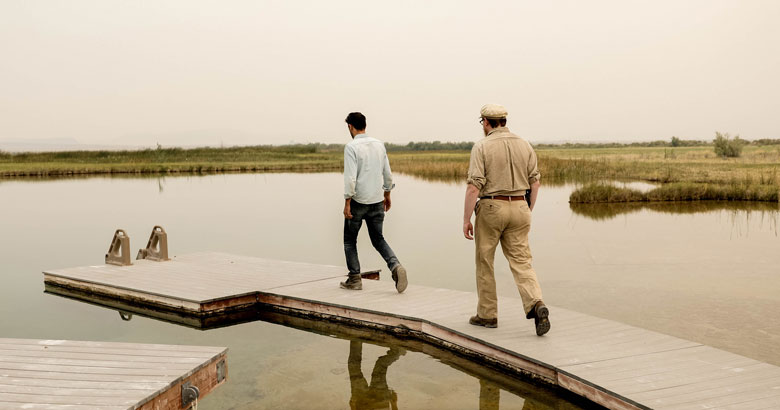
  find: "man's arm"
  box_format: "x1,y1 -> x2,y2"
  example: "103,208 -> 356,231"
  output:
382,150 -> 394,212
526,146 -> 541,212
344,145 -> 357,219
463,184 -> 479,240
464,143 -> 484,240
529,181 -> 540,211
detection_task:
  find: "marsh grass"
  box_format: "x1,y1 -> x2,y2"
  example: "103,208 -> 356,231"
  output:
0,145 -> 344,176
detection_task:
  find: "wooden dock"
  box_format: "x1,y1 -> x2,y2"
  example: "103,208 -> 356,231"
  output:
43,252 -> 780,409
0,338 -> 227,409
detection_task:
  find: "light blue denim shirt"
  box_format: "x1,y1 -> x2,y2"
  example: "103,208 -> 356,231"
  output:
344,134 -> 394,204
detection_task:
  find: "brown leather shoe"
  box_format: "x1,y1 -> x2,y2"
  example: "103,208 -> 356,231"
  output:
533,302 -> 550,336
469,315 -> 498,328
339,274 -> 362,290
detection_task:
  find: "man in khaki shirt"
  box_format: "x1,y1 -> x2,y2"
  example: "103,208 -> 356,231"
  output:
462,103 -> 550,336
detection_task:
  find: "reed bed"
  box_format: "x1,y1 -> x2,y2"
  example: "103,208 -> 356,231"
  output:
0,146 -> 344,177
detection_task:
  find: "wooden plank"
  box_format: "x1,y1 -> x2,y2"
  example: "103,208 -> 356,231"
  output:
0,344 -> 223,359
607,362 -> 773,395
0,339 -> 227,410
0,376 -> 168,390
0,384 -> 155,398
647,375 -> 780,409
0,392 -> 138,406
0,339 -> 224,353
0,369 -> 180,384
717,396 -> 780,410
0,351 -> 208,365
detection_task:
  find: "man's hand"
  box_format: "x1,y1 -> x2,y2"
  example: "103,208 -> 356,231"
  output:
344,199 -> 353,219
463,184 -> 479,240
383,192 -> 392,212
463,220 -> 474,240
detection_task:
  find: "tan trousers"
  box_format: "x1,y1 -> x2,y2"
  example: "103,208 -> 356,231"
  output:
474,198 -> 543,319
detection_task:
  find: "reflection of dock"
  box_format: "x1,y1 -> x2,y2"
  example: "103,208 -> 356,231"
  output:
44,252 -> 780,409
0,338 -> 227,409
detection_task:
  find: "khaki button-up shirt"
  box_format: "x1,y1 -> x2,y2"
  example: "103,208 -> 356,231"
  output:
466,127 -> 540,197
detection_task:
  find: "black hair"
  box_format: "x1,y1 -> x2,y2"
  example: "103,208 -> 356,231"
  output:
487,118 -> 507,128
345,112 -> 367,131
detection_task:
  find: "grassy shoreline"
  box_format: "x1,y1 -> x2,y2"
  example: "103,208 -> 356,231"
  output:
2,145 -> 779,202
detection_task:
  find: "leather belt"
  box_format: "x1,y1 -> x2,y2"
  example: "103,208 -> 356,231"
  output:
480,195 -> 525,201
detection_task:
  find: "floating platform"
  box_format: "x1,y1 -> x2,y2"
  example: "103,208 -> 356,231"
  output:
0,338 -> 227,409
44,252 -> 780,409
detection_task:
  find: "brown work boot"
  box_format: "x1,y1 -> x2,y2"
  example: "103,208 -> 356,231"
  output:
532,302 -> 550,336
391,265 -> 408,293
339,274 -> 362,290
469,315 -> 498,328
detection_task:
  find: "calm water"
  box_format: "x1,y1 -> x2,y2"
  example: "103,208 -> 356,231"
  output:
2,173 -> 779,408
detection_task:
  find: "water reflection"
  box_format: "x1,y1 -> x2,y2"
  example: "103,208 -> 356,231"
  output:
479,380 -> 500,410
345,342 -> 557,410
256,310 -> 597,410
570,200 -> 779,230
348,341 -> 402,410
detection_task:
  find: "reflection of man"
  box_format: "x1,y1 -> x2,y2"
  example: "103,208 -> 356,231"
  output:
479,379 -> 500,410
478,379 -> 539,410
462,104 -> 550,336
341,112 -> 408,293
348,340 -> 403,410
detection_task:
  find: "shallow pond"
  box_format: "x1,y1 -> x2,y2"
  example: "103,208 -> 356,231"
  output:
1,173 -> 779,408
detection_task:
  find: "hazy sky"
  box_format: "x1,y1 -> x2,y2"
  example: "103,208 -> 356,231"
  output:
1,1 -> 778,146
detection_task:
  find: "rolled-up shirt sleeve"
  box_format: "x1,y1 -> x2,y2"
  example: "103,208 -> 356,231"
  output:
527,148 -> 540,184
466,143 -> 486,190
382,152 -> 395,192
344,145 -> 357,199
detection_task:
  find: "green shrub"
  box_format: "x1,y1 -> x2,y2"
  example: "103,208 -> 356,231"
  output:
714,132 -> 745,158
568,183 -> 645,203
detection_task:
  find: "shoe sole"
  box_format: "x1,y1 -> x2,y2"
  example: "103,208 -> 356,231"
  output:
535,306 -> 550,336
339,282 -> 362,290
394,266 -> 408,293
469,318 -> 498,328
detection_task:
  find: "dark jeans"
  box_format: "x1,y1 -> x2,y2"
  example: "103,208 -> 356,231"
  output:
344,201 -> 400,276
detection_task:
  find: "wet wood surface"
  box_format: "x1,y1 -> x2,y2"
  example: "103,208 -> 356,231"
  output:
43,252 -> 780,409
0,338 -> 227,409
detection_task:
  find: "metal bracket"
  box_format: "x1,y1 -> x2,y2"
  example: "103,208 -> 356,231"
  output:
181,382 -> 200,407
216,359 -> 226,382
105,229 -> 132,266
136,225 -> 170,262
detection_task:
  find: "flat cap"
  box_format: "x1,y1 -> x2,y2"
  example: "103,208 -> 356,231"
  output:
480,104 -> 508,119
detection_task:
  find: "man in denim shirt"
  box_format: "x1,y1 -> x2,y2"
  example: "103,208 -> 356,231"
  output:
341,112 -> 408,292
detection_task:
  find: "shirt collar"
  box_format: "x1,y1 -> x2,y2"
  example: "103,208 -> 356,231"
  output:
354,133 -> 369,139
486,127 -> 510,137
